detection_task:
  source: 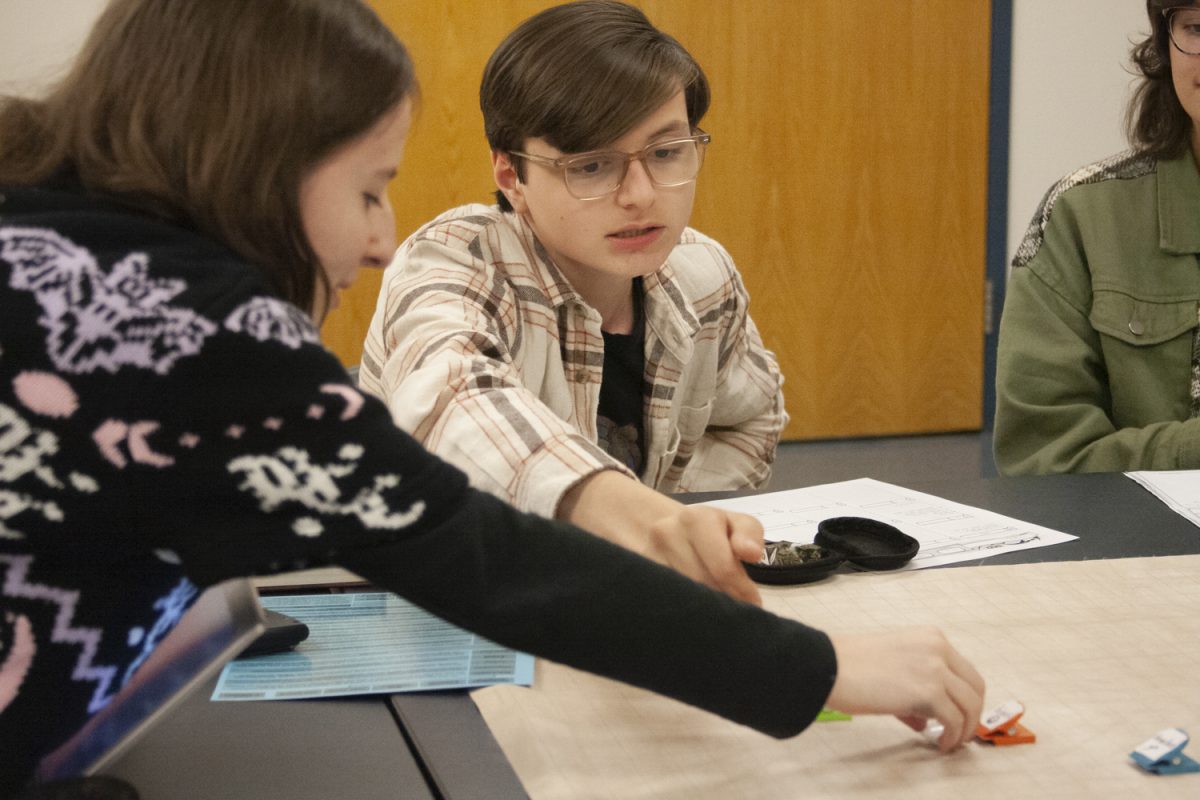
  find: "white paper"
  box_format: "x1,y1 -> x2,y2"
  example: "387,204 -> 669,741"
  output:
698,477 -> 1076,569
1126,470 -> 1200,529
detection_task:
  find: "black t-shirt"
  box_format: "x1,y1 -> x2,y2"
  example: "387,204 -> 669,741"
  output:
598,280 -> 646,475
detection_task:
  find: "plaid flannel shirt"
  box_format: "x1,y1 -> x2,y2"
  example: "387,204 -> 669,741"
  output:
360,204 -> 787,519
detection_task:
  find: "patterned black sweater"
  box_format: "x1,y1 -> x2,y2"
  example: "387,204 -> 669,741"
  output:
0,183 -> 835,796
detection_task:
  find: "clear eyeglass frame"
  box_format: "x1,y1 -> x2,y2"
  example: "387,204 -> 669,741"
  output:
509,131 -> 712,201
1164,6 -> 1200,56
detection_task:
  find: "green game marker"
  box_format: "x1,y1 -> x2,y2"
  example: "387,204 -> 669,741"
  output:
817,709 -> 852,722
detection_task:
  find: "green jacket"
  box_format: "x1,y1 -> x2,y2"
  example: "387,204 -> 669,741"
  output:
994,151 -> 1200,475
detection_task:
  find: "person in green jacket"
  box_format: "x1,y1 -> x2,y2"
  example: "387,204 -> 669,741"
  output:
994,0 -> 1200,475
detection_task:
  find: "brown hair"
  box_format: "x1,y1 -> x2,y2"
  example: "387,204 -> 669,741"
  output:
480,0 -> 709,211
0,0 -> 415,313
1127,0 -> 1194,158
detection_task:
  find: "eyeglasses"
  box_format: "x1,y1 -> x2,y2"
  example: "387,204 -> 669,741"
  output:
1165,7 -> 1200,55
510,132 -> 711,201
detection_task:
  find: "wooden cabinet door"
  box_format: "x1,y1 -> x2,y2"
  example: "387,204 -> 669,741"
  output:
324,0 -> 991,440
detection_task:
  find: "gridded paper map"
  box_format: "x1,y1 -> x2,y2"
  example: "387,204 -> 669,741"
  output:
699,478 -> 1077,568
472,555 -> 1200,800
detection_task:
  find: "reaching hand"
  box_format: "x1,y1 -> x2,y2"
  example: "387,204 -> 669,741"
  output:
825,627 -> 986,752
640,502 -> 764,606
558,470 -> 764,605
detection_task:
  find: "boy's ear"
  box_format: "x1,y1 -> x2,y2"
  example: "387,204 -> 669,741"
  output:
491,150 -> 528,213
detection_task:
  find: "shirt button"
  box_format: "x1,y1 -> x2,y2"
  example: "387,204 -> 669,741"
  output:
1128,320 -> 1144,336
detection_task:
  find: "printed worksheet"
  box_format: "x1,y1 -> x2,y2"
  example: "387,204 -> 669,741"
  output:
1127,470 -> 1200,529
699,477 -> 1076,569
212,592 -> 534,701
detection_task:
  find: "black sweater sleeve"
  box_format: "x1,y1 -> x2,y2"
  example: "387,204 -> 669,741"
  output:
136,311 -> 837,738
339,490 -> 837,738
0,194 -> 832,794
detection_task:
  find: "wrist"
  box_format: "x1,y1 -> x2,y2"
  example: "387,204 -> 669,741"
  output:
557,469 -> 679,548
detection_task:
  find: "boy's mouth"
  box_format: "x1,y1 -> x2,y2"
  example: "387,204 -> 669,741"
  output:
608,224 -> 664,241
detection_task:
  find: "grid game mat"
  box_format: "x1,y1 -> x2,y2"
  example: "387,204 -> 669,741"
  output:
472,554 -> 1200,800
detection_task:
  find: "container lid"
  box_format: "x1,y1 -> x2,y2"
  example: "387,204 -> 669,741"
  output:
815,516 -> 919,570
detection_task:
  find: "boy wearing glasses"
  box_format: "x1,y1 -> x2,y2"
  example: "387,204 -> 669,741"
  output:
361,0 -> 782,604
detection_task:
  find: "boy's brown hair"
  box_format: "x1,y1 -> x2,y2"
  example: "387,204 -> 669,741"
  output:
481,0 -> 709,211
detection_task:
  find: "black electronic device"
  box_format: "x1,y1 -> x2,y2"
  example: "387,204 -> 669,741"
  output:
37,580 -> 266,783
239,608 -> 310,657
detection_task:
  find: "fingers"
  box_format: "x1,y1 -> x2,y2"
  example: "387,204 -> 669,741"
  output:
692,528 -> 763,606
825,627 -> 987,753
920,635 -> 986,750
940,649 -> 986,750
950,645 -> 987,707
726,512 -> 765,563
690,509 -> 762,605
910,635 -> 984,751
694,508 -> 762,606
647,506 -> 763,606
931,683 -> 970,751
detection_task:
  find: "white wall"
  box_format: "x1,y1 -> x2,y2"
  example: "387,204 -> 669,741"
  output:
1007,0 -> 1149,266
0,0 -> 108,96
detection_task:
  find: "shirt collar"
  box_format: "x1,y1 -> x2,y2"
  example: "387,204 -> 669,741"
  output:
642,260 -> 701,360
511,211 -> 583,309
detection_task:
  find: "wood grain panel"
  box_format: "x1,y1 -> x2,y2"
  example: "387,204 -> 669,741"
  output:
325,0 -> 991,440
321,0 -> 558,366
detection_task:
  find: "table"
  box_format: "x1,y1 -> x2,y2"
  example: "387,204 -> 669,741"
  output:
110,472 -> 1200,798
106,630 -> 526,799
109,689 -> 436,800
